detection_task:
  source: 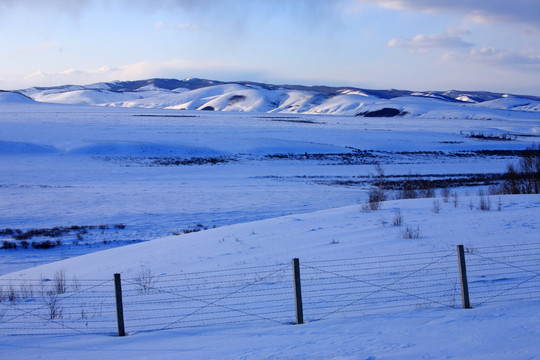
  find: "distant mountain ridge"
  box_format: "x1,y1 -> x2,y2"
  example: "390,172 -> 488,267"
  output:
22,77 -> 540,101
3,78 -> 540,116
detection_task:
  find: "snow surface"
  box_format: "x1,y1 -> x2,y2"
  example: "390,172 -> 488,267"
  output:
0,100 -> 539,359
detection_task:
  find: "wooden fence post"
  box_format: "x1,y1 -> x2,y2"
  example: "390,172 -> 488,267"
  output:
292,258 -> 304,324
114,273 -> 126,336
457,245 -> 471,309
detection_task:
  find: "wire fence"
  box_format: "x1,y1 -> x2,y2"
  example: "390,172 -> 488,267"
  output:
0,242 -> 539,336
0,276 -> 116,335
300,249 -> 460,321
120,263 -> 293,332
465,243 -> 540,306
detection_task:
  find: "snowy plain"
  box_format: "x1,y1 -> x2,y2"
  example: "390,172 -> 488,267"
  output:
0,92 -> 539,359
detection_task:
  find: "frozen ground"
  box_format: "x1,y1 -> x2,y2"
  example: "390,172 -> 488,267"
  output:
1,102 -> 538,274
0,101 -> 539,359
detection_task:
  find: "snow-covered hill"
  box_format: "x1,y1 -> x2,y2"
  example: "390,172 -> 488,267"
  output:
12,78 -> 540,117
0,90 -> 34,103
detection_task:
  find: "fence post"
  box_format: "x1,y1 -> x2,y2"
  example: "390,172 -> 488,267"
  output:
456,245 -> 471,309
292,258 -> 304,324
114,273 -> 126,336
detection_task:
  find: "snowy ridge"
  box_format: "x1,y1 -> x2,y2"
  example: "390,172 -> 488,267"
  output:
8,78 -> 540,116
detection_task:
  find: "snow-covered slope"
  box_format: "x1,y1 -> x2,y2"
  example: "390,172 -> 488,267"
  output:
14,78 -> 540,117
1,195 -> 539,359
0,90 -> 34,103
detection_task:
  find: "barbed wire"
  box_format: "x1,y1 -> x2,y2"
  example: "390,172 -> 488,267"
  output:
0,243 -> 538,335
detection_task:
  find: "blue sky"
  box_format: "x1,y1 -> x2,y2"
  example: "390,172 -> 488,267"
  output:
1,0 -> 539,94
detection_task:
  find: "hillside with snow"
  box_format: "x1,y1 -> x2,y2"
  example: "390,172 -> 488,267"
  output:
6,77 -> 540,117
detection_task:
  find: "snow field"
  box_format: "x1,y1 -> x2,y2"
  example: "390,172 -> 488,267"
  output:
0,102 -> 539,359
1,194 -> 539,358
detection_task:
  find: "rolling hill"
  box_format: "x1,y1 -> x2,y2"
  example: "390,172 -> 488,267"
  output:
9,78 -> 540,117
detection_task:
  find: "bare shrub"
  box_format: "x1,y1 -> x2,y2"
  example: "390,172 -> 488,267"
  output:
136,266 -> 156,294
71,276 -> 81,292
8,284 -> 18,302
367,186 -> 385,210
396,179 -> 418,199
442,187 -> 451,203
490,144 -> 540,195
37,274 -> 64,320
392,208 -> 403,226
54,269 -> 67,295
452,192 -> 459,207
479,197 -> 491,211
45,293 -> 62,320
365,163 -> 386,211
478,189 -> 491,211
402,225 -> 421,239
80,305 -> 88,321
419,183 -> 435,198
432,199 -> 441,213
19,281 -> 34,299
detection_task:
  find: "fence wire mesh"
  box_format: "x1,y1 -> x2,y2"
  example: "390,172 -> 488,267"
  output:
0,276 -> 116,335
1,243 -> 539,336
120,263 -> 293,332
464,243 -> 540,306
301,249 -> 460,321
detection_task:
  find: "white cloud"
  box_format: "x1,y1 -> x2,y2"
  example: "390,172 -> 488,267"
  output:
470,47 -> 540,65
388,31 -> 474,51
362,0 -> 540,26
446,28 -> 471,36
0,59 -> 267,89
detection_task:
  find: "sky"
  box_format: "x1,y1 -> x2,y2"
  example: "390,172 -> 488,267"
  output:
1,0 -> 539,95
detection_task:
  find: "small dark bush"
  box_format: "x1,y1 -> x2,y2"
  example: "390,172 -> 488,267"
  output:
32,240 -> 58,249
489,144 -> 540,195
467,132 -> 515,141
0,229 -> 15,236
183,228 -> 201,234
368,186 -> 385,209
402,225 -> 421,239
392,209 -> 403,226
2,241 -> 17,249
396,179 -> 418,199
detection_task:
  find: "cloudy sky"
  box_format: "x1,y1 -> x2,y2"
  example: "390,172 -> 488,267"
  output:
1,0 -> 539,94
